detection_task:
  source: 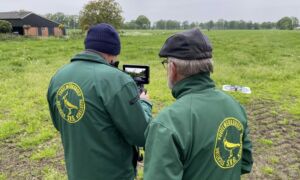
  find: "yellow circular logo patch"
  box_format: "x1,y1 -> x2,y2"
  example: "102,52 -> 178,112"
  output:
214,117 -> 243,168
55,82 -> 85,123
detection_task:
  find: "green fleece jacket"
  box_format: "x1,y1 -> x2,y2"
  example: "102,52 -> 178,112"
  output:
47,51 -> 152,180
144,73 -> 253,180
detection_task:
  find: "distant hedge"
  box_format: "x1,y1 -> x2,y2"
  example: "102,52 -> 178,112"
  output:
0,20 -> 12,33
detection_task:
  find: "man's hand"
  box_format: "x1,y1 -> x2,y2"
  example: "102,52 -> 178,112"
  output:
140,91 -> 149,100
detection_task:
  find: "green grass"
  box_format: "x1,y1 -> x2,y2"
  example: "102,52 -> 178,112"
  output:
261,166 -> 274,175
0,121 -> 22,140
0,30 -> 300,178
278,118 -> 289,125
42,166 -> 67,180
31,145 -> 58,160
269,156 -> 279,164
258,138 -> 274,146
137,166 -> 144,180
0,173 -> 6,180
19,128 -> 56,149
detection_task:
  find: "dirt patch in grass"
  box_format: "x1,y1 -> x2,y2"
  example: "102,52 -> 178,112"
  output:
0,99 -> 299,179
0,135 -> 65,179
244,99 -> 300,179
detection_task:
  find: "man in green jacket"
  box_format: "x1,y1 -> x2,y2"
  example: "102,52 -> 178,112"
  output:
47,23 -> 152,180
144,29 -> 253,180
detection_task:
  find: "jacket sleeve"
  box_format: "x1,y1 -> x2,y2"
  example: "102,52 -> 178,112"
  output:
46,78 -> 59,131
144,122 -> 183,180
106,81 -> 152,147
140,99 -> 152,122
241,121 -> 253,174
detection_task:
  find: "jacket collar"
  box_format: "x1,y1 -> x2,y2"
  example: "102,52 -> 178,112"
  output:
171,72 -> 215,99
70,50 -> 109,65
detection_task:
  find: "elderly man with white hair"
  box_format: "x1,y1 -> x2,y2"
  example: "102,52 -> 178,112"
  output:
144,28 -> 253,180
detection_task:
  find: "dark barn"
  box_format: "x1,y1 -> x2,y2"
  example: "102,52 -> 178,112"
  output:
0,11 -> 66,36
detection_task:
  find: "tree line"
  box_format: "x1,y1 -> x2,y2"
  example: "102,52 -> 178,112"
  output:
41,1 -> 300,31
43,11 -> 299,31
123,17 -> 299,30
1,0 -> 299,33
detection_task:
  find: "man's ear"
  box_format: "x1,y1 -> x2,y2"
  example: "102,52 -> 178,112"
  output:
170,61 -> 177,80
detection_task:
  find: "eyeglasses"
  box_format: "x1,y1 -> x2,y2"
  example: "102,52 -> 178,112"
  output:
161,59 -> 169,69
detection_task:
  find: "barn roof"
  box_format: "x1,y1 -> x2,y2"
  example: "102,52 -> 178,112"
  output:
0,11 -> 32,19
0,11 -> 61,27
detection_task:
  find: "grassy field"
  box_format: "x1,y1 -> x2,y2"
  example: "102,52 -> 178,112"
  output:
0,30 -> 300,179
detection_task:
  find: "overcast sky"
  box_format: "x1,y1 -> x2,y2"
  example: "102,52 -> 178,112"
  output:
0,0 -> 299,22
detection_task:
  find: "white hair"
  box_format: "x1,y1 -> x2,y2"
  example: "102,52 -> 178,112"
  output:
168,57 -> 213,77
